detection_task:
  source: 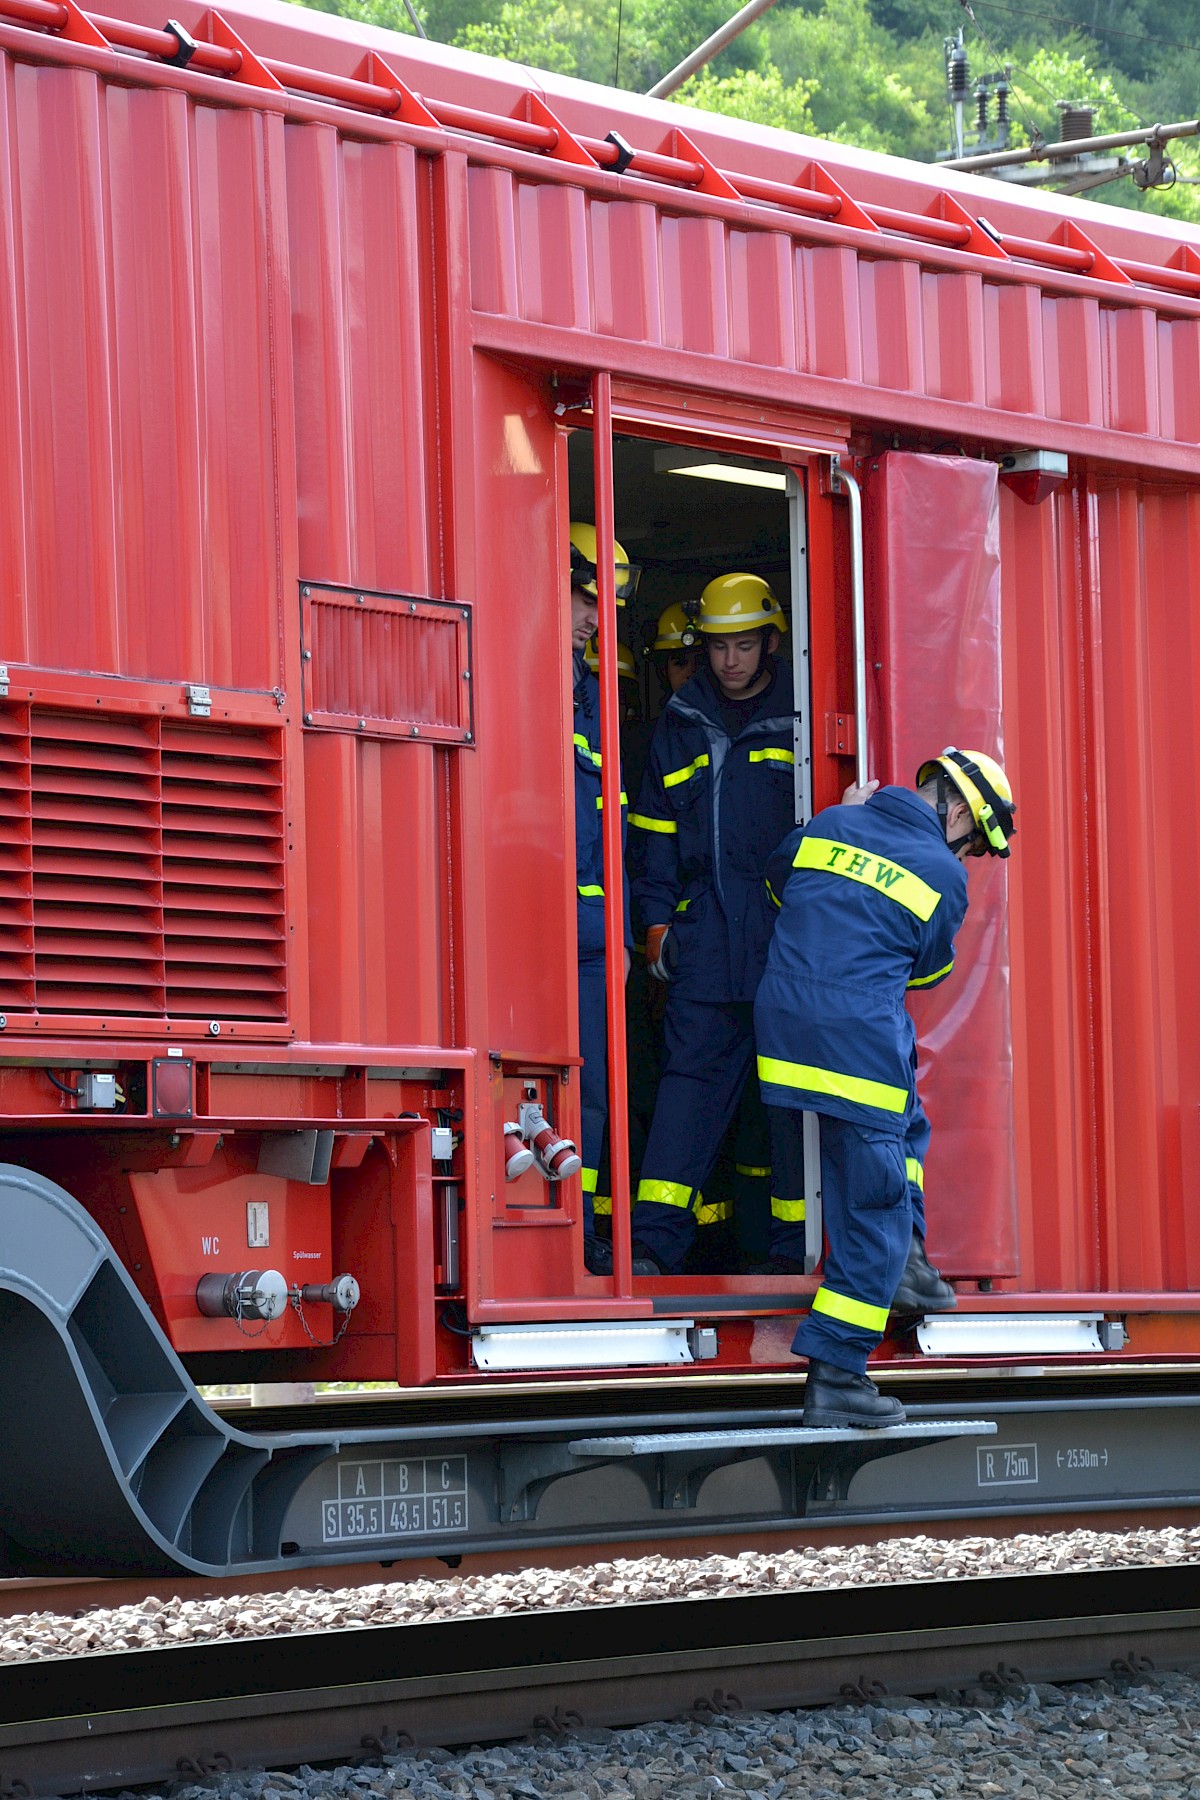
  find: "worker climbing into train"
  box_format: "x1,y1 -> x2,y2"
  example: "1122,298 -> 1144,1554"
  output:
626,572 -> 797,1275
569,522 -> 656,1278
755,748 -> 1016,1427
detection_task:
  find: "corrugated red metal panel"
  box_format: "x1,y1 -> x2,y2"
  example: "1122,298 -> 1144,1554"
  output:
0,60 -> 282,691
1004,476 -> 1200,1300
462,168 -> 1200,466
301,732 -> 451,1047
285,125 -> 434,597
9,0 -> 1200,1350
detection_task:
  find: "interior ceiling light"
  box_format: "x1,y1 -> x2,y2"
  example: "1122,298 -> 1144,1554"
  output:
653,447 -> 789,492
664,462 -> 789,491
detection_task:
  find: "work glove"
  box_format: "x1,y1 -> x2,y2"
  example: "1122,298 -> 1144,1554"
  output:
645,923 -> 675,983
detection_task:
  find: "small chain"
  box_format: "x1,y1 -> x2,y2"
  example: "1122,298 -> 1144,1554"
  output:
289,1289 -> 354,1345
232,1281 -> 269,1340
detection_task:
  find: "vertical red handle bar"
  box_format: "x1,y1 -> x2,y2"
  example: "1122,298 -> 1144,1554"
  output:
591,373 -> 633,1296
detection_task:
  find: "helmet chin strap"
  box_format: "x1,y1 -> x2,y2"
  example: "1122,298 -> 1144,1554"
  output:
937,772 -> 976,857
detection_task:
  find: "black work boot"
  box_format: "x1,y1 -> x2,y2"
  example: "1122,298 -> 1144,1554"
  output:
890,1230 -> 957,1315
802,1358 -> 906,1429
585,1238 -> 660,1277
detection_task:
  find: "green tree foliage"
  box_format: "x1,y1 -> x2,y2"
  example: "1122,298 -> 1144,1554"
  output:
287,0 -> 1200,220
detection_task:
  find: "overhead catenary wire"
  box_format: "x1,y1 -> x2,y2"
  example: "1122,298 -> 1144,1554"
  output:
968,0 -> 1200,60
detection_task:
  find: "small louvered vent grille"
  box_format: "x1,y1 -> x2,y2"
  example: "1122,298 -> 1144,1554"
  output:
0,706 -> 286,1026
301,584 -> 473,743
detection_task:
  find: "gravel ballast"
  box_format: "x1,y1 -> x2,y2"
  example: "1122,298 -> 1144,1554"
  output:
97,1671 -> 1200,1799
2,1524 -> 1199,1665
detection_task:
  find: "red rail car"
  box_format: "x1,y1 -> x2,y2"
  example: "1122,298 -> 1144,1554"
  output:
0,0 -> 1198,1389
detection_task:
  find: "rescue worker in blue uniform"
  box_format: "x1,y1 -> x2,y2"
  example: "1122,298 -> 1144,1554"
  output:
755,748 -> 1016,1427
627,573 -> 796,1274
569,522 -> 654,1279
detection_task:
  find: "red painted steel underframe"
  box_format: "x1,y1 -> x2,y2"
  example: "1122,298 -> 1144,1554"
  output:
3,12 -> 1200,329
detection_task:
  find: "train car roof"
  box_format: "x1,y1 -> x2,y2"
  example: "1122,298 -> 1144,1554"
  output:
82,0 -> 1200,268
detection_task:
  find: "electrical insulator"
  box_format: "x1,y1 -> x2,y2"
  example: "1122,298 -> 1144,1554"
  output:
996,83 -> 1010,129
945,36 -> 970,104
975,84 -> 989,135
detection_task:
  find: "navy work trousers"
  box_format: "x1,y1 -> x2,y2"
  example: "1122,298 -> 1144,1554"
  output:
767,1107 -> 912,1376
630,995 -> 765,1272
578,955 -> 608,1242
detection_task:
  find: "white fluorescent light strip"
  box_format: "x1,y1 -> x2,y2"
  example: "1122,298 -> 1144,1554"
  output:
664,463 -> 789,491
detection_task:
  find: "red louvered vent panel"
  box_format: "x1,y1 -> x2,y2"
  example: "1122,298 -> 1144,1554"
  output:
301,584 -> 473,743
0,707 -> 33,1012
0,706 -> 288,1027
31,711 -> 163,1016
161,722 -> 287,1021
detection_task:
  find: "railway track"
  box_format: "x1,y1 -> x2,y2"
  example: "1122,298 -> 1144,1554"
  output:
3,1565 -> 1199,1795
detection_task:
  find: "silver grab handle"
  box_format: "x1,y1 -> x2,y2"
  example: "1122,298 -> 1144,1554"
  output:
832,460 -> 868,790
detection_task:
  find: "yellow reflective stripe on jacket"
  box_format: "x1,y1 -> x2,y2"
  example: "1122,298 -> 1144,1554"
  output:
905,1157 -> 924,1190
757,1055 -> 908,1115
573,733 -> 603,767
578,884 -> 604,898
792,837 -> 940,921
693,1194 -> 732,1226
908,960 -> 954,989
765,877 -> 781,909
637,1177 -> 693,1209
748,747 -> 795,766
674,897 -> 692,914
595,791 -> 629,809
663,752 -> 710,789
592,1194 -> 612,1217
771,1196 -> 806,1221
811,1284 -> 889,1333
629,812 -> 678,834
736,1163 -> 770,1178
581,1166 -> 598,1194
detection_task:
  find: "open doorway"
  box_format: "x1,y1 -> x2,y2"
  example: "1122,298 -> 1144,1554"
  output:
568,429 -> 808,1282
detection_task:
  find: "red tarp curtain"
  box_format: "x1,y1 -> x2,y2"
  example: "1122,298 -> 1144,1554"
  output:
864,453 -> 1018,1279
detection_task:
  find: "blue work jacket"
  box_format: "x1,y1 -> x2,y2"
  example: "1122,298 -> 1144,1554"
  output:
629,661 -> 796,1002
573,654 -> 631,963
755,785 -> 968,1131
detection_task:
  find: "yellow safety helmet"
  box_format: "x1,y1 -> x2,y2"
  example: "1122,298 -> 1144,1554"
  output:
652,602 -> 693,651
585,637 -> 638,682
697,572 -> 787,636
569,521 -> 641,606
916,747 -> 1016,858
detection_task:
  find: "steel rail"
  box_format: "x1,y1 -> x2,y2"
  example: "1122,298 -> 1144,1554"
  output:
0,0 -> 1197,305
2,1566 -> 1199,1795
